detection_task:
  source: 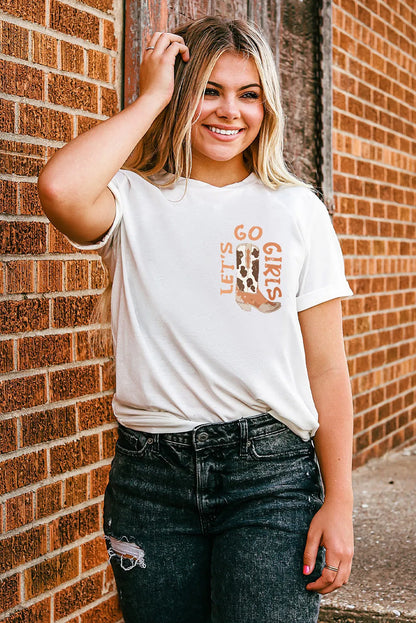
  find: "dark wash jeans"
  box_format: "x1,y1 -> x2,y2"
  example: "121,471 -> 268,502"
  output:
104,412 -> 325,623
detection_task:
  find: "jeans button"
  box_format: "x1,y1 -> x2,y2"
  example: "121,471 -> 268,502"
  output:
198,432 -> 209,442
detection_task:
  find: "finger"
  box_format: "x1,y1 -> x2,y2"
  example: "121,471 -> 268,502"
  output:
306,562 -> 349,594
303,529 -> 321,575
163,40 -> 190,62
145,31 -> 163,50
152,32 -> 186,54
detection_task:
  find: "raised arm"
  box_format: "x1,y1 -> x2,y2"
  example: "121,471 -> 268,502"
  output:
298,298 -> 354,594
38,33 -> 189,244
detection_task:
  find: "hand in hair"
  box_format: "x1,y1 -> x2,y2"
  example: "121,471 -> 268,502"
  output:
37,32 -> 189,245
139,32 -> 190,110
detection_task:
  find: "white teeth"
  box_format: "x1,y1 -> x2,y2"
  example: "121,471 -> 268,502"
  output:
207,126 -> 240,135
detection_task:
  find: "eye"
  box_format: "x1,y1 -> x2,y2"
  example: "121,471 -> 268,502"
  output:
204,87 -> 219,97
241,91 -> 260,100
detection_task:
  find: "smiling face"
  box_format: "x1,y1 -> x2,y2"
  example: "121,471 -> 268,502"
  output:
190,52 -> 264,185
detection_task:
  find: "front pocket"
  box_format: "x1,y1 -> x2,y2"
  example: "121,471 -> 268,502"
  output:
248,427 -> 312,460
115,427 -> 154,457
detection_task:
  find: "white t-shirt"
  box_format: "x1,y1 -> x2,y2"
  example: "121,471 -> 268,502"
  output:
77,170 -> 352,440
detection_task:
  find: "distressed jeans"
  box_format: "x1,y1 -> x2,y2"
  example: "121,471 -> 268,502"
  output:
104,412 -> 325,623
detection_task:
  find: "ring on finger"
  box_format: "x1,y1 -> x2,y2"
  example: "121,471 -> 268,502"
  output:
324,564 -> 339,572
145,46 -> 155,50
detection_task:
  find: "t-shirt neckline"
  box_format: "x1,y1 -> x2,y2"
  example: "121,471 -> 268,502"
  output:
177,172 -> 258,190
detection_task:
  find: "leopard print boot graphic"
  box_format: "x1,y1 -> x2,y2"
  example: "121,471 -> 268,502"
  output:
235,243 -> 281,313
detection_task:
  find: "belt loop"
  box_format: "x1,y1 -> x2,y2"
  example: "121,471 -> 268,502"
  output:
239,418 -> 249,457
152,433 -> 160,452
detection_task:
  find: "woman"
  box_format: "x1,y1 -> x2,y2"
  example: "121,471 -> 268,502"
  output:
38,17 -> 354,623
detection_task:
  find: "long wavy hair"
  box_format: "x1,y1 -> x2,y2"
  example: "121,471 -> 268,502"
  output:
124,16 -> 307,189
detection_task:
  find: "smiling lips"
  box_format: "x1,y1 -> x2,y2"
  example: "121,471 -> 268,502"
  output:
205,125 -> 243,136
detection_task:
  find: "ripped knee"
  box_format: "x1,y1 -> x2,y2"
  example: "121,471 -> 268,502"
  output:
105,535 -> 146,571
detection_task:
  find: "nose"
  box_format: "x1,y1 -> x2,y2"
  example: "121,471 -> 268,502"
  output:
216,96 -> 240,120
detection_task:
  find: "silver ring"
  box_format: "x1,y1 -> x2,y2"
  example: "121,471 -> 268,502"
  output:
145,46 -> 155,50
325,564 -> 339,572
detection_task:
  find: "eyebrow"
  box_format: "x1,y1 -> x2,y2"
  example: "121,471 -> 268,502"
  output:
207,81 -> 262,90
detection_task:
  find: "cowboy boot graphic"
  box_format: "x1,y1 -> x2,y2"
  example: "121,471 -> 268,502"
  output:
235,243 -> 281,313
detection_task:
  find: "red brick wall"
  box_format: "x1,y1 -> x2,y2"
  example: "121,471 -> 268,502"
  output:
0,0 -> 122,620
332,0 -> 416,467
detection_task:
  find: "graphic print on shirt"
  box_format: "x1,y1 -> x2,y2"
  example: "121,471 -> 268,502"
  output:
220,225 -> 282,313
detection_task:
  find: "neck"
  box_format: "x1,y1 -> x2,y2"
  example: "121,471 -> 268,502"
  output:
189,156 -> 250,187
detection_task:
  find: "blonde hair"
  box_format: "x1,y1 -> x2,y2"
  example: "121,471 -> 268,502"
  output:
124,16 -> 308,190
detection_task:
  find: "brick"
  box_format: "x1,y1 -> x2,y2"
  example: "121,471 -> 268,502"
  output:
6,598 -> 51,623
19,182 -> 43,216
80,594 -> 121,623
21,405 -> 76,445
0,59 -> 43,100
32,30 -> 58,67
77,395 -> 113,430
75,328 -> 113,361
0,340 -> 14,374
25,548 -> 79,599
54,571 -> 103,619
5,492 -> 34,531
61,40 -> 85,74
87,49 -> 110,82
81,535 -> 108,572
0,525 -> 47,574
90,464 -> 110,498
36,481 -> 62,519
48,223 -> 75,253
77,115 -> 101,135
0,449 -> 47,497
1,22 -> 29,60
0,419 -> 18,458
48,73 -> 98,113
101,86 -> 118,116
102,426 -> 117,458
50,503 -> 100,550
0,573 -> 20,614
0,374 -> 47,414
50,0 -> 100,43
20,103 -> 73,142
5,260 -> 35,294
0,221 -> 47,255
82,0 -> 113,12
103,20 -> 118,51
3,152 -> 44,176
53,294 -> 99,328
2,139 -> 44,160
37,259 -> 64,292
1,0 -> 46,23
64,473 -> 89,507
50,364 -> 100,402
90,259 -> 108,289
1,98 -> 15,133
18,333 -> 72,370
50,434 -> 100,475
102,359 -> 115,391
65,259 -> 89,291
0,180 -> 18,215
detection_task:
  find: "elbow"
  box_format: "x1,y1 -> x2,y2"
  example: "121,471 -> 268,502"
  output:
38,169 -> 60,218
37,168 -> 73,223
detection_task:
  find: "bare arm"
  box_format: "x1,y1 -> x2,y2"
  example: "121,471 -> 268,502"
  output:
298,298 -> 354,594
37,33 -> 189,244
